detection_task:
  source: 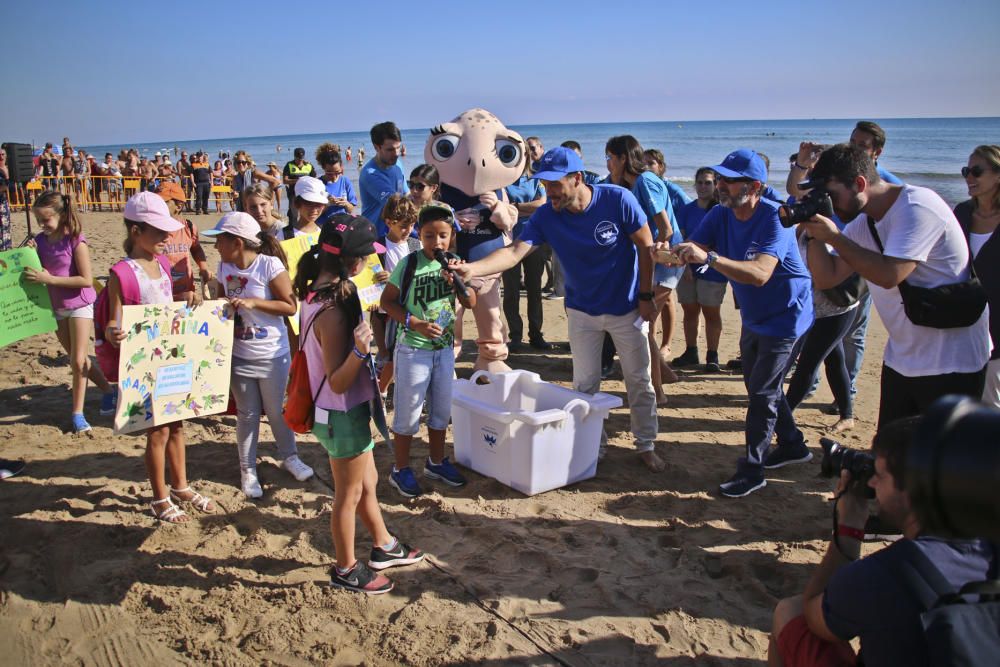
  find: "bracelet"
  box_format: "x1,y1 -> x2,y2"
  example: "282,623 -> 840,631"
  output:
404,312 -> 412,330
351,345 -> 367,360
837,524 -> 865,541
793,161 -> 809,170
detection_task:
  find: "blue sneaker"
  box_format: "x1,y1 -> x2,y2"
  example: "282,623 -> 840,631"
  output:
424,457 -> 467,487
763,444 -> 813,470
389,467 -> 423,498
99,389 -> 118,416
71,413 -> 92,434
719,471 -> 766,498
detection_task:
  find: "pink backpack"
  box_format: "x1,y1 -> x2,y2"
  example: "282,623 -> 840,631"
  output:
94,255 -> 172,382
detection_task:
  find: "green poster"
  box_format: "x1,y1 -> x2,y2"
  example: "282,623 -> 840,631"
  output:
0,247 -> 58,347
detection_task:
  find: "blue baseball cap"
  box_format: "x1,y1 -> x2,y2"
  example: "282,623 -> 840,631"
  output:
531,147 -> 586,180
709,148 -> 768,182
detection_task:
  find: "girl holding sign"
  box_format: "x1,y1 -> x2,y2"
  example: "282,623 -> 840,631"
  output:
103,192 -> 216,523
202,212 -> 313,499
25,191 -> 117,434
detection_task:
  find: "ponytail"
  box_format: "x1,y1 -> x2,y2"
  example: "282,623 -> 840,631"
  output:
32,190 -> 82,238
255,231 -> 289,269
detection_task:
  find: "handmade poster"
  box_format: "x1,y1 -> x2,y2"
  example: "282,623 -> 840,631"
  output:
114,299 -> 234,434
350,254 -> 385,310
0,247 -> 58,348
280,232 -> 319,335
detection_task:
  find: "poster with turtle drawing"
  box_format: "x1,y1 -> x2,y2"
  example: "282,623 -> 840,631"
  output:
114,300 -> 235,434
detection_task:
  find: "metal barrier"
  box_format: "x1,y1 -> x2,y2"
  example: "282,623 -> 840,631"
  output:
7,175 -> 237,213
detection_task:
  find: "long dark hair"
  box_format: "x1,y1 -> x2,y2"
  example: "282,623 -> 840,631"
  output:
293,248 -> 362,325
605,135 -> 647,185
409,163 -> 440,187
225,230 -> 289,269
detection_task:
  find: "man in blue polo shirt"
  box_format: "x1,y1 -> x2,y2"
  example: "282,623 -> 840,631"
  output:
360,121 -> 409,236
453,147 -> 664,472
671,149 -> 814,497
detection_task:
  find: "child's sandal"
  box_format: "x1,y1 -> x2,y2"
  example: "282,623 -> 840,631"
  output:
169,487 -> 216,513
150,497 -> 188,523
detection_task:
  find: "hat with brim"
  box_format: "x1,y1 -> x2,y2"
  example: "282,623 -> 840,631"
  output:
124,192 -> 183,232
531,146 -> 585,181
155,181 -> 186,204
318,215 -> 385,258
200,212 -> 262,243
708,148 -> 768,182
294,176 -> 329,204
417,203 -> 455,227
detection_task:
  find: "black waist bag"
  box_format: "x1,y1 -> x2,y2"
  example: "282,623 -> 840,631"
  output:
868,217 -> 987,329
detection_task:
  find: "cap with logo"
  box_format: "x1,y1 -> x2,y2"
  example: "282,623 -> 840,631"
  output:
708,148 -> 768,182
531,146 -> 586,181
318,215 -> 386,258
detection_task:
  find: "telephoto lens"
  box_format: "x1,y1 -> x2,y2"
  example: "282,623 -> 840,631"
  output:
819,437 -> 876,498
907,396 -> 1000,540
777,189 -> 835,228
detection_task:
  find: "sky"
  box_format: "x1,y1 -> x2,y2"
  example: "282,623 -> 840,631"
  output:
2,0 -> 998,146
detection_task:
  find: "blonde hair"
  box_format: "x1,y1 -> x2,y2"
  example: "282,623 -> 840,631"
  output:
241,182 -> 285,227
971,145 -> 1000,212
32,190 -> 82,237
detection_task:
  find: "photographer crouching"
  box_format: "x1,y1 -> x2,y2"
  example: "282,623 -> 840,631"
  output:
768,415 -> 996,667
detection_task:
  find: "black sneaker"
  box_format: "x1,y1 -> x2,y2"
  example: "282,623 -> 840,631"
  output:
703,360 -> 723,373
529,336 -> 553,351
863,514 -> 902,542
507,340 -> 528,353
672,348 -> 699,367
719,471 -> 767,498
763,445 -> 813,470
369,540 -> 424,571
329,561 -> 394,595
726,357 -> 743,371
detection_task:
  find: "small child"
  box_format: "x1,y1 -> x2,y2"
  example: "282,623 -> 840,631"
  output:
103,192 -> 216,523
294,216 -> 422,594
372,194 -> 421,392
280,176 -> 327,239
25,191 -> 116,433
379,204 -> 476,498
155,182 -> 213,302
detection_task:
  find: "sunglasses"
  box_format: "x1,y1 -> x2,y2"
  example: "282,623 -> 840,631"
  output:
236,160 -> 248,165
407,181 -> 429,192
962,165 -> 989,178
718,176 -> 751,184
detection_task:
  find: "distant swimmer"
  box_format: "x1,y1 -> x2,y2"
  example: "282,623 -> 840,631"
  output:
276,145 -> 282,153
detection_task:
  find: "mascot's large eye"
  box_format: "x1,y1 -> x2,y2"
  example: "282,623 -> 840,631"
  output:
495,139 -> 522,167
431,135 -> 460,161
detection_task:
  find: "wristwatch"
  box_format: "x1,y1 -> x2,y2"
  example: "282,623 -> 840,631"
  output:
637,291 -> 654,301
706,251 -> 719,266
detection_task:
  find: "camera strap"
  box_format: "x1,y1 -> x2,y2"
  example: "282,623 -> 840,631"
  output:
867,216 -> 979,282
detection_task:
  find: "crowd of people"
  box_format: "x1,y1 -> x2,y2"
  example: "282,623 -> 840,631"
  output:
3,119 -> 999,664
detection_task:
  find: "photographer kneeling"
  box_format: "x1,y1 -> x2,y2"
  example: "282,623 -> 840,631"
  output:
768,417 -> 995,667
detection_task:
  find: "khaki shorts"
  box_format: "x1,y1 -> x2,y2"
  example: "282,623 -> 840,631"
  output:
676,277 -> 726,307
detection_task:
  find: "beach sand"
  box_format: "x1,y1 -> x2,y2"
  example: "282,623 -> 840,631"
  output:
0,209 -> 887,665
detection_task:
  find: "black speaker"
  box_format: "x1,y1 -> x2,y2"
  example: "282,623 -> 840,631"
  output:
2,143 -> 35,184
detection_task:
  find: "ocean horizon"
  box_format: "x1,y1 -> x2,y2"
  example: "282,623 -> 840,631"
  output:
79,116 -> 1000,208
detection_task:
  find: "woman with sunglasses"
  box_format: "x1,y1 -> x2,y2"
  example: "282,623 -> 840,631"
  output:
232,152 -> 279,212
406,164 -> 441,209
955,145 -> 1000,407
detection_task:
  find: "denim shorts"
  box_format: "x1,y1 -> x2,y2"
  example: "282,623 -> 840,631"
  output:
391,343 -> 454,435
654,263 -> 684,290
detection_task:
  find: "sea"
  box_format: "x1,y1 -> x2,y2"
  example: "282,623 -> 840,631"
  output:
82,117 -> 999,210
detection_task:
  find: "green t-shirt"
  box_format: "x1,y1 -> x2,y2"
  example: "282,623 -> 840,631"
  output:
388,251 -> 456,350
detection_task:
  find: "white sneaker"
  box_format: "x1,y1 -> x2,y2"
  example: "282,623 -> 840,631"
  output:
282,455 -> 314,481
241,469 -> 263,499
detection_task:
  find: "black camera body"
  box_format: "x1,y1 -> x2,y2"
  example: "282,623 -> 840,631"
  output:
779,189 -> 834,228
820,437 -> 875,498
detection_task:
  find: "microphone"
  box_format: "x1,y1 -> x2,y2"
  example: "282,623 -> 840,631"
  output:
433,249 -> 469,300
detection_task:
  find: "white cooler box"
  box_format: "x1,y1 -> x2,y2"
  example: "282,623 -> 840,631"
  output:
451,370 -> 622,495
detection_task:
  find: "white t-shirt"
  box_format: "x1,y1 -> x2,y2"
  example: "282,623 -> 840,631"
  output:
842,185 -> 990,376
218,254 -> 289,360
383,237 -> 412,273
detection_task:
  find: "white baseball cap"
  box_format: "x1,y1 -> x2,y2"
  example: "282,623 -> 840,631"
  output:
294,176 -> 329,204
124,192 -> 183,232
200,211 -> 262,243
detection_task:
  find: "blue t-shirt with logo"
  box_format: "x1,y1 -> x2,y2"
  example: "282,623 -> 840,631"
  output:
678,200 -> 726,283
690,198 -> 813,337
519,184 -> 645,317
505,175 -> 545,239
359,158 -> 408,236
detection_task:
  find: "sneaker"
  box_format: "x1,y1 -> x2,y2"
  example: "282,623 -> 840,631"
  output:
726,357 -> 743,371
719,471 -> 767,498
529,336 -> 553,351
390,467 -> 423,498
0,458 -> 26,480
281,455 -> 314,481
544,293 -> 564,301
368,539 -> 425,570
672,348 -> 700,367
241,469 -> 263,499
507,340 -> 528,354
863,514 -> 902,542
763,445 -> 813,470
424,457 -> 467,487
99,389 -> 118,416
329,561 -> 394,595
72,413 -> 92,434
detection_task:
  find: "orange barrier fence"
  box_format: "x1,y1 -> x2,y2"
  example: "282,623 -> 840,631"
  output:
7,175 -> 239,213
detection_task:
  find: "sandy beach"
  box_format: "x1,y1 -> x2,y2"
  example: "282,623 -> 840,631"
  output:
0,208 -> 889,665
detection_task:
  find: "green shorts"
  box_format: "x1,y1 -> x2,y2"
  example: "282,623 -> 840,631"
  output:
312,402 -> 375,459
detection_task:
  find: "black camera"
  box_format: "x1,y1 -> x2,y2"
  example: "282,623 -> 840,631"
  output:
820,437 -> 875,498
778,189 -> 834,228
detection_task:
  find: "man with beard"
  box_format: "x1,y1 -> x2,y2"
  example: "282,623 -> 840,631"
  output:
800,143 -> 989,428
670,149 -> 814,497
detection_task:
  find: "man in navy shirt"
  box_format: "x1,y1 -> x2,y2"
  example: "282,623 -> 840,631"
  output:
769,416 -> 995,667
360,121 -> 408,236
672,149 -> 814,497
454,147 -> 664,471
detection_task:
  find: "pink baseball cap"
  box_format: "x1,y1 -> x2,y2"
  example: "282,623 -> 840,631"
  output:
124,191 -> 183,232
200,212 -> 262,243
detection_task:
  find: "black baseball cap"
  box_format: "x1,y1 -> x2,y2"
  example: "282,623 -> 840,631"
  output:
318,215 -> 385,258
294,147 -> 305,158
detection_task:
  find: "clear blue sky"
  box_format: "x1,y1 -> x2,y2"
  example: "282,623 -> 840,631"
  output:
2,0 -> 998,145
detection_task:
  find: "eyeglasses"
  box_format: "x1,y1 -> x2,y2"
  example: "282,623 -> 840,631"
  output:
962,165 -> 988,178
236,160 -> 247,165
407,181 -> 429,192
718,176 -> 751,184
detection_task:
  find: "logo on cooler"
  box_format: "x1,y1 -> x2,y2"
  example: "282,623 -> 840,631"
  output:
481,425 -> 498,450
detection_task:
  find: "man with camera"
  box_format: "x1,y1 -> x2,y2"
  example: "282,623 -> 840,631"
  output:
670,149 -> 814,497
799,144 -> 989,428
769,416 -> 994,666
